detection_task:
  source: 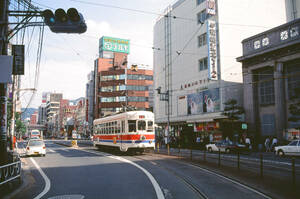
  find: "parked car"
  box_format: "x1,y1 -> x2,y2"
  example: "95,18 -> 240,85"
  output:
274,140 -> 300,157
206,140 -> 247,153
26,139 -> 46,157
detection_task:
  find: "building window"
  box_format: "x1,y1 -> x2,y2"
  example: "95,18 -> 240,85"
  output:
199,57 -> 208,71
197,10 -> 207,24
257,68 -> 275,105
198,33 -> 207,47
196,0 -> 206,6
287,60 -> 300,99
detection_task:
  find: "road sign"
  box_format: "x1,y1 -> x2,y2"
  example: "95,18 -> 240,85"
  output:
242,123 -> 247,130
12,45 -> 24,75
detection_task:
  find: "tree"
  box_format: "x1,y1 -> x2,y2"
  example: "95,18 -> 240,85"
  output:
222,99 -> 244,121
15,112 -> 26,137
222,99 -> 245,139
288,87 -> 300,129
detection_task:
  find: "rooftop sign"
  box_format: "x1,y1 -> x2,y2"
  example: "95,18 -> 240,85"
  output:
100,36 -> 130,54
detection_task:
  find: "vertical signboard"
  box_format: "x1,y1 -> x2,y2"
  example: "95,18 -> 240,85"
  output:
42,92 -> 47,104
206,0 -> 216,15
207,20 -> 218,80
12,45 -> 25,75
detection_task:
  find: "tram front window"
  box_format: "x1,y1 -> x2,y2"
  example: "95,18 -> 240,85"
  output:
138,120 -> 146,131
147,121 -> 153,132
128,120 -> 136,132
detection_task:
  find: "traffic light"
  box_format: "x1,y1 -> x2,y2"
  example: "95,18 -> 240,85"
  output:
42,8 -> 87,34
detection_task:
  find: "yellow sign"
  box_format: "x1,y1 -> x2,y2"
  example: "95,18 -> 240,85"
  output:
113,137 -> 117,144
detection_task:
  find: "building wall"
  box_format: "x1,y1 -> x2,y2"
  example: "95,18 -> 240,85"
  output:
153,0 -> 287,124
285,0 -> 300,21
238,18 -> 300,140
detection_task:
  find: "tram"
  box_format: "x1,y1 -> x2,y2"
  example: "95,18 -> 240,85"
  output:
93,111 -> 155,152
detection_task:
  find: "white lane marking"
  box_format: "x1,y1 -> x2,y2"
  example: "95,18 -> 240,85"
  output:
48,194 -> 85,199
48,149 -> 55,153
183,162 -> 272,199
80,149 -> 165,199
30,157 -> 51,199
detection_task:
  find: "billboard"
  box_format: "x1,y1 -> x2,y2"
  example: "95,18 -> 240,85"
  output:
203,88 -> 220,113
100,36 -> 130,54
187,88 -> 220,114
187,92 -> 203,115
207,20 -> 218,80
206,0 -> 216,15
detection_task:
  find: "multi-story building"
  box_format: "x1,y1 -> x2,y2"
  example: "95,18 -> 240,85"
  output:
37,104 -> 47,125
285,0 -> 300,21
153,0 -> 286,143
46,93 -> 62,136
94,36 -> 153,118
237,18 -> 300,141
30,111 -> 38,125
59,99 -> 77,137
86,71 -> 95,134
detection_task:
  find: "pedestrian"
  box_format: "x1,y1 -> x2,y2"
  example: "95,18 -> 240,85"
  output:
245,137 -> 251,150
264,137 -> 270,152
271,137 -> 278,151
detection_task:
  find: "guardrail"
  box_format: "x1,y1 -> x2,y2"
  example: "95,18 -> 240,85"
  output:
154,144 -> 299,188
0,161 -> 21,186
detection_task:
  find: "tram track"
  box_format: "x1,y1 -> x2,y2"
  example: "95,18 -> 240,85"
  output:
143,152 -> 273,199
132,155 -> 208,199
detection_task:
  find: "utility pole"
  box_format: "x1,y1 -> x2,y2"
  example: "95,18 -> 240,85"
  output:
0,0 -> 9,164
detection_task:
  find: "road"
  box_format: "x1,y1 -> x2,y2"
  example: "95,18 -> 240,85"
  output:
12,140 -> 278,199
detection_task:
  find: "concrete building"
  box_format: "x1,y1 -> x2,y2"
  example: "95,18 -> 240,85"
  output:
153,0 -> 286,142
94,36 -> 153,118
237,18 -> 300,141
37,104 -> 47,125
46,93 -> 63,136
86,71 -> 95,135
285,0 -> 300,21
30,111 -> 38,125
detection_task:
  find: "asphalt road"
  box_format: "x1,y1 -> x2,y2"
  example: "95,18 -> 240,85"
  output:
12,141 -> 275,199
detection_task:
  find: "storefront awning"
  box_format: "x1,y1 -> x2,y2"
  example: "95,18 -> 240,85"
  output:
187,118 -> 214,123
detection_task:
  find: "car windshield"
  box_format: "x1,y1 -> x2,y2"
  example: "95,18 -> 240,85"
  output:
28,140 -> 44,146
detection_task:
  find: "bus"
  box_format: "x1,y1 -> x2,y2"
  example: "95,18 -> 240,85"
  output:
93,111 -> 155,153
30,130 -> 41,139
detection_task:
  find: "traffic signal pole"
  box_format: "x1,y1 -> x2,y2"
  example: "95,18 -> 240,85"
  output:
0,0 -> 9,165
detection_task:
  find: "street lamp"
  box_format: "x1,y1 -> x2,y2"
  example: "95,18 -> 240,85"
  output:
156,87 -> 170,145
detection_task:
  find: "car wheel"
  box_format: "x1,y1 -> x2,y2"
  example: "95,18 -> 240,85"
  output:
208,147 -> 213,153
278,150 -> 285,157
225,148 -> 231,154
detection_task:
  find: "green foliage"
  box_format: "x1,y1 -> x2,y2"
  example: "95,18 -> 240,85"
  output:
15,112 -> 26,135
222,99 -> 244,121
288,88 -> 300,129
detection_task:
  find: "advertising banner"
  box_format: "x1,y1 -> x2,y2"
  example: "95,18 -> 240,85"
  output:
206,0 -> 216,15
187,92 -> 203,115
101,36 -> 130,54
203,88 -> 220,113
207,20 -> 218,80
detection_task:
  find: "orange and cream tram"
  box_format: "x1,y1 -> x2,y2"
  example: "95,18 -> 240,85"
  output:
93,111 -> 155,152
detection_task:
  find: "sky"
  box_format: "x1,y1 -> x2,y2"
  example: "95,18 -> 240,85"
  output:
16,0 -> 175,109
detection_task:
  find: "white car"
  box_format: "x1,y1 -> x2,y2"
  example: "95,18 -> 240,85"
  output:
206,142 -> 219,152
275,140 -> 300,156
26,139 -> 46,157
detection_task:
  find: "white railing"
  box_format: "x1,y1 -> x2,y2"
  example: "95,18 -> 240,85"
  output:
0,161 -> 21,186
